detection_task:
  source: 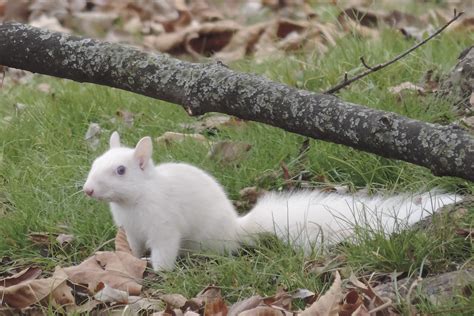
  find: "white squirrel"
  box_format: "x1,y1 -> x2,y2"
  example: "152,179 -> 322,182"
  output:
83,132 -> 460,271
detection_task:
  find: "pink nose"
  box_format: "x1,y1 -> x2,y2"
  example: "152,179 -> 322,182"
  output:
84,188 -> 94,197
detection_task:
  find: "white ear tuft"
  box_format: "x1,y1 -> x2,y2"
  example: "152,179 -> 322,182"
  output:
110,131 -> 121,148
134,136 -> 153,170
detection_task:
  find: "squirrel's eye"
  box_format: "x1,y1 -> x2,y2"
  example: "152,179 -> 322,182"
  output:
116,165 -> 126,175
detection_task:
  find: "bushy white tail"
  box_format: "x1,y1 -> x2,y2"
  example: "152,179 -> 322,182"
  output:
237,190 -> 460,252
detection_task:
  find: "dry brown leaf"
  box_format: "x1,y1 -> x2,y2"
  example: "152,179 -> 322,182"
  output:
388,81 -> 425,95
208,141 -> 252,164
203,293 -> 227,316
338,7 -> 380,28
290,288 -> 316,303
29,0 -> 69,21
69,11 -> 119,37
153,0 -> 181,20
461,116 -> 474,130
195,285 -> 223,302
128,296 -> 162,314
253,19 -> 290,59
69,0 -> 86,13
453,15 -> 474,33
152,0 -> 191,32
50,267 -> 75,308
383,10 -> 421,28
470,92 -> 474,108
228,295 -> 262,316
339,290 -> 364,316
181,115 -> 243,133
348,273 -> 368,290
123,14 -> 145,34
263,287 -> 292,311
144,27 -> 190,52
0,266 -> 72,309
214,22 -> 268,62
275,19 -> 307,39
239,306 -> 292,316
0,267 -> 42,288
156,132 -> 207,145
313,21 -> 339,47
153,304 -> 185,316
29,15 -> 72,33
84,122 -> 101,150
300,271 -> 342,316
189,0 -> 223,23
161,10 -> 192,33
63,251 -> 146,295
146,19 -> 240,57
159,286 -> 225,316
399,25 -> 435,41
160,293 -> 188,309
4,0 -> 30,22
93,282 -> 130,303
67,299 -> 102,314
0,0 -> 6,16
28,232 -> 51,246
36,83 -> 51,93
340,7 -> 420,29
115,226 -> 132,254
253,18 -> 340,60
4,68 -> 33,87
455,228 -> 474,238
346,19 -> 380,39
56,234 -> 74,247
239,187 -> 266,205
348,274 -> 393,315
421,69 -> 440,93
116,109 -> 135,127
185,20 -> 241,58
304,256 -> 345,278
351,304 -> 370,316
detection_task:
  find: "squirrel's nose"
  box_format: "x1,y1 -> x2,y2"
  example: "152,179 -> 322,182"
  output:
84,188 -> 94,197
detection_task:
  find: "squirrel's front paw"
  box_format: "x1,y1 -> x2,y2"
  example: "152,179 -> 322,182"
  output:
150,248 -> 178,271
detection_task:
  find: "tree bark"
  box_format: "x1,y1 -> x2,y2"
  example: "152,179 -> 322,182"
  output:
373,269 -> 473,304
0,22 -> 473,181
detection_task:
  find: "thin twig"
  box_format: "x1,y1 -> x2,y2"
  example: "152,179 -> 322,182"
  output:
359,56 -> 373,70
324,10 -> 464,94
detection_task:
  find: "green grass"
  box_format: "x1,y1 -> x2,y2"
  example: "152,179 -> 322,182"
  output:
0,18 -> 473,314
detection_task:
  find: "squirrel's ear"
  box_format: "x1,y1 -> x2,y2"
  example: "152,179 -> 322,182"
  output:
134,136 -> 152,170
110,131 -> 121,148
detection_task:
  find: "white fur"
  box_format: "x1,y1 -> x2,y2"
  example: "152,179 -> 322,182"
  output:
83,132 -> 460,271
238,190 -> 459,252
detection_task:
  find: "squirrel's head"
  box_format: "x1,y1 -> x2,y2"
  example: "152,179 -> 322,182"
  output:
83,131 -> 154,203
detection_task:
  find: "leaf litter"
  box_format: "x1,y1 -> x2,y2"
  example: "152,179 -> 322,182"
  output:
1,0 -> 471,65
1,228 -> 404,315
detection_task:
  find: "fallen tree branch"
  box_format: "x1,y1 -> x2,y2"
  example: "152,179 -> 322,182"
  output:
0,22 -> 473,181
373,269 -> 473,305
325,10 -> 464,94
